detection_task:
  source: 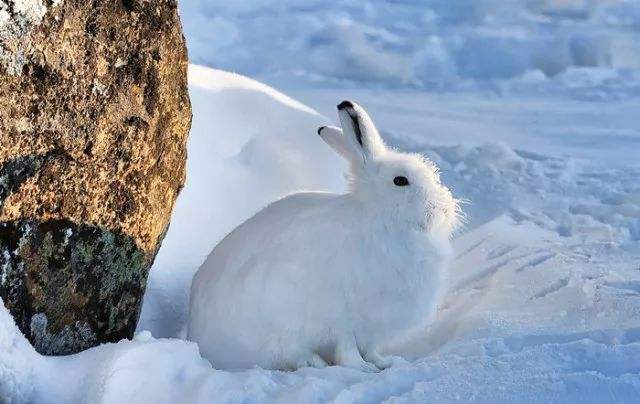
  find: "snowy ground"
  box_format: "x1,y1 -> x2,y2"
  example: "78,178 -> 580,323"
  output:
2,1 -> 640,402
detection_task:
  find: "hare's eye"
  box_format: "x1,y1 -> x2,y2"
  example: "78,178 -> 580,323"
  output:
393,176 -> 410,186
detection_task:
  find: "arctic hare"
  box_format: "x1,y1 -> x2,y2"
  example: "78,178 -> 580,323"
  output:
188,101 -> 460,371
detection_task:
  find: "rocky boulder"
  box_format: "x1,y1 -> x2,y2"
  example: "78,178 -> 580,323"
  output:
0,0 -> 191,355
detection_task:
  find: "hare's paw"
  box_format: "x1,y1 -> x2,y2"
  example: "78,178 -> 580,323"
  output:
335,339 -> 380,373
357,360 -> 381,373
364,351 -> 403,370
338,355 -> 379,373
297,353 -> 328,369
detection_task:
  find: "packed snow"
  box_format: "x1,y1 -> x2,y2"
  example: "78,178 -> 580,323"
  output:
2,0 -> 640,401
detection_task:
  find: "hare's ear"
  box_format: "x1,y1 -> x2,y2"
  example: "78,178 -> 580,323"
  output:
317,125 -> 361,165
336,100 -> 386,161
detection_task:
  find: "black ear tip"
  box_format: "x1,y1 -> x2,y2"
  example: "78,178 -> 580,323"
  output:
337,100 -> 354,110
317,126 -> 326,135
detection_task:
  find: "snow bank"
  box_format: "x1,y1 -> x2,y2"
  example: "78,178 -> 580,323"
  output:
179,0 -> 640,89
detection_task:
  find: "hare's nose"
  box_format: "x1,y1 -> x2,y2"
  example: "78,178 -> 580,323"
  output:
337,100 -> 354,110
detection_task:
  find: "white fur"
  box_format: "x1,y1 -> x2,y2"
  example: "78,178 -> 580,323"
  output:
188,101 -> 460,371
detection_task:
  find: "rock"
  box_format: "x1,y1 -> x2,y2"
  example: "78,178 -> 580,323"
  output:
0,0 -> 191,355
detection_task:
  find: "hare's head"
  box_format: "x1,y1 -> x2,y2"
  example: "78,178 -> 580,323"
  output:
319,101 -> 461,237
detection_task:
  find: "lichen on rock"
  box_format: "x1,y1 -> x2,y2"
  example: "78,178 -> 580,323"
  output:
0,0 -> 191,355
0,218 -> 149,355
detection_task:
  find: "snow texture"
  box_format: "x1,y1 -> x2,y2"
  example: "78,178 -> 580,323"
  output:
1,61 -> 639,402
180,0 -> 640,90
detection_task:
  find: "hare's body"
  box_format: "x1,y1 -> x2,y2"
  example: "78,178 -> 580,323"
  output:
189,191 -> 450,370
189,101 -> 460,371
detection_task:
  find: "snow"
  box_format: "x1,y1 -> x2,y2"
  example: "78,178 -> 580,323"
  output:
1,1 -> 640,401
179,0 -> 640,89
0,301 -> 39,403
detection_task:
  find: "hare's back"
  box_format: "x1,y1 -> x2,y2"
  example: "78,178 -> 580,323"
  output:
220,191 -> 340,250
195,192 -> 344,282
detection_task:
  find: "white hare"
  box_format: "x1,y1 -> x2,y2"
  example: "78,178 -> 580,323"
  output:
188,101 -> 460,371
